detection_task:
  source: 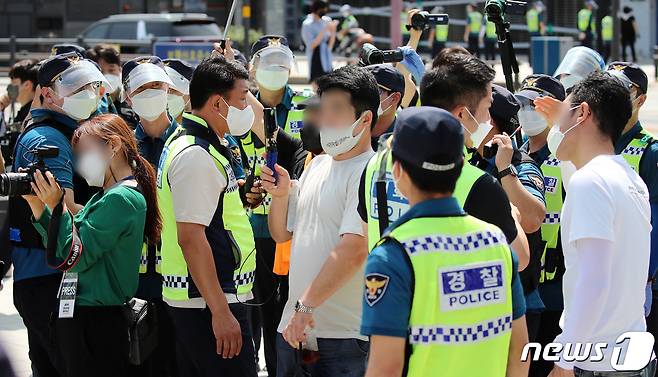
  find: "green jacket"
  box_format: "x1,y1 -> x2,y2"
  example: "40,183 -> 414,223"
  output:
34,185 -> 146,306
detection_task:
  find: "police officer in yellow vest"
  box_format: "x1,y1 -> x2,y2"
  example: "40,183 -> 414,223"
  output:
361,107 -> 528,377
157,52 -> 259,376
427,5 -> 449,59
464,3 -> 483,58
578,0 -> 597,48
482,15 -> 498,61
527,1 -> 545,37
241,34 -> 309,376
601,11 -> 614,62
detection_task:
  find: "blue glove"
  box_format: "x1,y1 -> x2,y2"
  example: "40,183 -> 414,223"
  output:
399,46 -> 425,84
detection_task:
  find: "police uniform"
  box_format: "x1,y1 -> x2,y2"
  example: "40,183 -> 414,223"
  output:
361,107 -> 526,377
484,15 -> 498,61
578,3 -> 596,48
467,9 -> 483,57
601,15 -> 614,61
526,6 -> 543,37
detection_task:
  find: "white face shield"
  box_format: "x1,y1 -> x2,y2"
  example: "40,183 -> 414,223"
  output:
252,46 -> 296,72
553,47 -> 605,89
164,66 -> 190,96
122,63 -> 174,101
51,60 -> 108,97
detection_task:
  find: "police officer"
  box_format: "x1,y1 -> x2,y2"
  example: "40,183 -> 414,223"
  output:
163,58 -> 194,124
577,0 -> 597,48
157,53 -> 258,376
601,10 -> 614,62
10,51 -> 107,377
464,3 -> 483,57
51,43 -> 87,57
428,6 -> 449,59
361,107 -> 528,377
367,64 -> 404,151
241,34 -> 308,377
606,63 -> 658,349
482,14 -> 498,61
526,1 -> 545,37
121,55 -> 179,376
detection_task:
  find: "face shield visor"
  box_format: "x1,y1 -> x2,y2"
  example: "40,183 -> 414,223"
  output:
252,46 -> 296,72
51,60 -> 108,98
164,66 -> 190,96
553,46 -> 605,89
122,63 -> 174,101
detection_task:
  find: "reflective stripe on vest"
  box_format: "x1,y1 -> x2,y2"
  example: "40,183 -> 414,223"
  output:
621,131 -> 655,173
435,24 -> 449,42
602,16 -> 613,41
527,9 -> 539,32
539,155 -> 563,283
139,243 -> 162,274
243,107 -> 304,215
385,215 -> 513,376
469,12 -> 483,33
578,9 -> 594,32
364,147 -> 486,251
157,119 -> 256,301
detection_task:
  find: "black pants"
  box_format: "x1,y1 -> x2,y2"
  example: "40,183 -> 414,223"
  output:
168,303 -> 258,377
580,32 -> 594,48
525,311 -> 542,343
126,298 -> 178,377
622,39 -> 637,62
55,306 -> 129,377
468,34 -> 480,57
529,309 -> 563,377
603,41 -> 612,62
484,38 -> 497,61
13,273 -> 64,377
254,236 -> 290,377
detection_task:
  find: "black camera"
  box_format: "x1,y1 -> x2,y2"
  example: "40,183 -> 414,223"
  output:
485,0 -> 527,23
359,43 -> 404,66
0,146 -> 59,196
409,12 -> 449,31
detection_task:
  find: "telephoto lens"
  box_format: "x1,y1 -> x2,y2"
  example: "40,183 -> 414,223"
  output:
0,172 -> 33,197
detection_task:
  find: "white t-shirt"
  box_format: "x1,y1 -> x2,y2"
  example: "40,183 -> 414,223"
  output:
279,151 -> 374,341
166,145 -> 228,309
556,155 -> 651,371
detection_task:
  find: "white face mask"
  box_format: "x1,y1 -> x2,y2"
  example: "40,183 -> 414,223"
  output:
167,93 -> 187,119
61,89 -> 99,121
320,114 -> 365,157
547,105 -> 583,157
131,88 -> 168,121
104,74 -> 122,94
377,93 -> 396,117
76,148 -> 109,187
518,107 -> 548,137
218,97 -> 255,137
255,68 -> 289,91
464,108 -> 493,148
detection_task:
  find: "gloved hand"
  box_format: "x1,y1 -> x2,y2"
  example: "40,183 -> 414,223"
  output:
398,46 -> 425,84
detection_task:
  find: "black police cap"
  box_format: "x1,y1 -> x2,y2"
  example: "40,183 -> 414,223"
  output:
367,64 -> 405,96
392,107 -> 464,173
38,52 -> 86,87
163,58 -> 195,80
122,56 -> 165,80
491,84 -> 521,134
251,35 -> 290,57
517,74 -> 566,101
607,61 -> 648,94
51,43 -> 86,57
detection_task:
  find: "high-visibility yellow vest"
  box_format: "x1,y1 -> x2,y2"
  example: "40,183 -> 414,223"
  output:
485,17 -> 497,39
602,15 -> 613,41
401,12 -> 410,35
539,156 -> 563,283
383,213 -> 513,377
527,8 -> 540,33
158,113 -> 256,300
621,130 -> 655,173
578,8 -> 595,32
435,24 -> 449,42
468,12 -> 483,34
363,147 -> 485,251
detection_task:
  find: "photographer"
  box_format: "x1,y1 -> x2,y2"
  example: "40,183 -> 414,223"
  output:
9,52 -> 106,377
23,114 -> 160,377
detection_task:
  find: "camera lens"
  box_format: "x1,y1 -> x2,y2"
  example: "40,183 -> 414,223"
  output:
0,172 -> 33,197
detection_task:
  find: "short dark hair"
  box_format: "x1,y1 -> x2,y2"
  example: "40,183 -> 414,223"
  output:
316,65 -> 380,128
85,44 -> 121,66
311,0 -> 329,13
392,153 -> 463,194
9,59 -> 39,89
421,54 -> 495,112
432,46 -> 470,68
189,55 -> 250,110
569,71 -> 632,144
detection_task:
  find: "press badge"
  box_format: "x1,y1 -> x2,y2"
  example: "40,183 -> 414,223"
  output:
57,272 -> 78,318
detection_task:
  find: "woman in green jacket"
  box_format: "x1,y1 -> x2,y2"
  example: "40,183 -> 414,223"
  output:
23,113 -> 162,377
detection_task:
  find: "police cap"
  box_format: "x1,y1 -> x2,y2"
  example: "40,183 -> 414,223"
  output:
367,64 -> 405,96
516,74 -> 566,102
251,35 -> 290,57
38,52 -> 106,94
122,56 -> 173,96
607,62 -> 648,94
490,84 -> 520,134
51,44 -> 86,57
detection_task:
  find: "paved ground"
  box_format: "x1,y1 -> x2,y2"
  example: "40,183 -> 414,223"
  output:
1,61 -> 658,376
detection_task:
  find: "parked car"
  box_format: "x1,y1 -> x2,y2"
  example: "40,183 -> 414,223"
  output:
79,13 -> 223,53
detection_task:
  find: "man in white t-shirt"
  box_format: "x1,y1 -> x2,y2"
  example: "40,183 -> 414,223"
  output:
261,65 -> 379,377
545,71 -> 655,377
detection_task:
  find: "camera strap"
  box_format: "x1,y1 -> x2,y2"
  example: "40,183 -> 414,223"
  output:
375,148 -> 391,235
46,192 -> 84,272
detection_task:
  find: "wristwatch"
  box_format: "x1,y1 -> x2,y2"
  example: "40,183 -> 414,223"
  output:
294,300 -> 314,314
498,164 -> 518,180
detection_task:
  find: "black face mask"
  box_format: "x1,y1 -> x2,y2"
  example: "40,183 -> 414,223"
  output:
300,122 -> 323,155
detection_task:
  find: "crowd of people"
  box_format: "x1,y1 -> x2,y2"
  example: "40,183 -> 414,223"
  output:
0,2 -> 657,377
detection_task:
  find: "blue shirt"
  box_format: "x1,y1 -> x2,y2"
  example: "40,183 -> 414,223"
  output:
12,109 -> 78,281
361,197 -> 526,338
615,121 -> 658,282
135,117 -> 179,168
301,14 -> 334,77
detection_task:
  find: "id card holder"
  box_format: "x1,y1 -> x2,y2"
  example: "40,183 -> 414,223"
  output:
57,272 -> 78,319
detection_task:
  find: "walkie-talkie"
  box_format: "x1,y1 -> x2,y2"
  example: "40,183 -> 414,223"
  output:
264,107 -> 278,182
